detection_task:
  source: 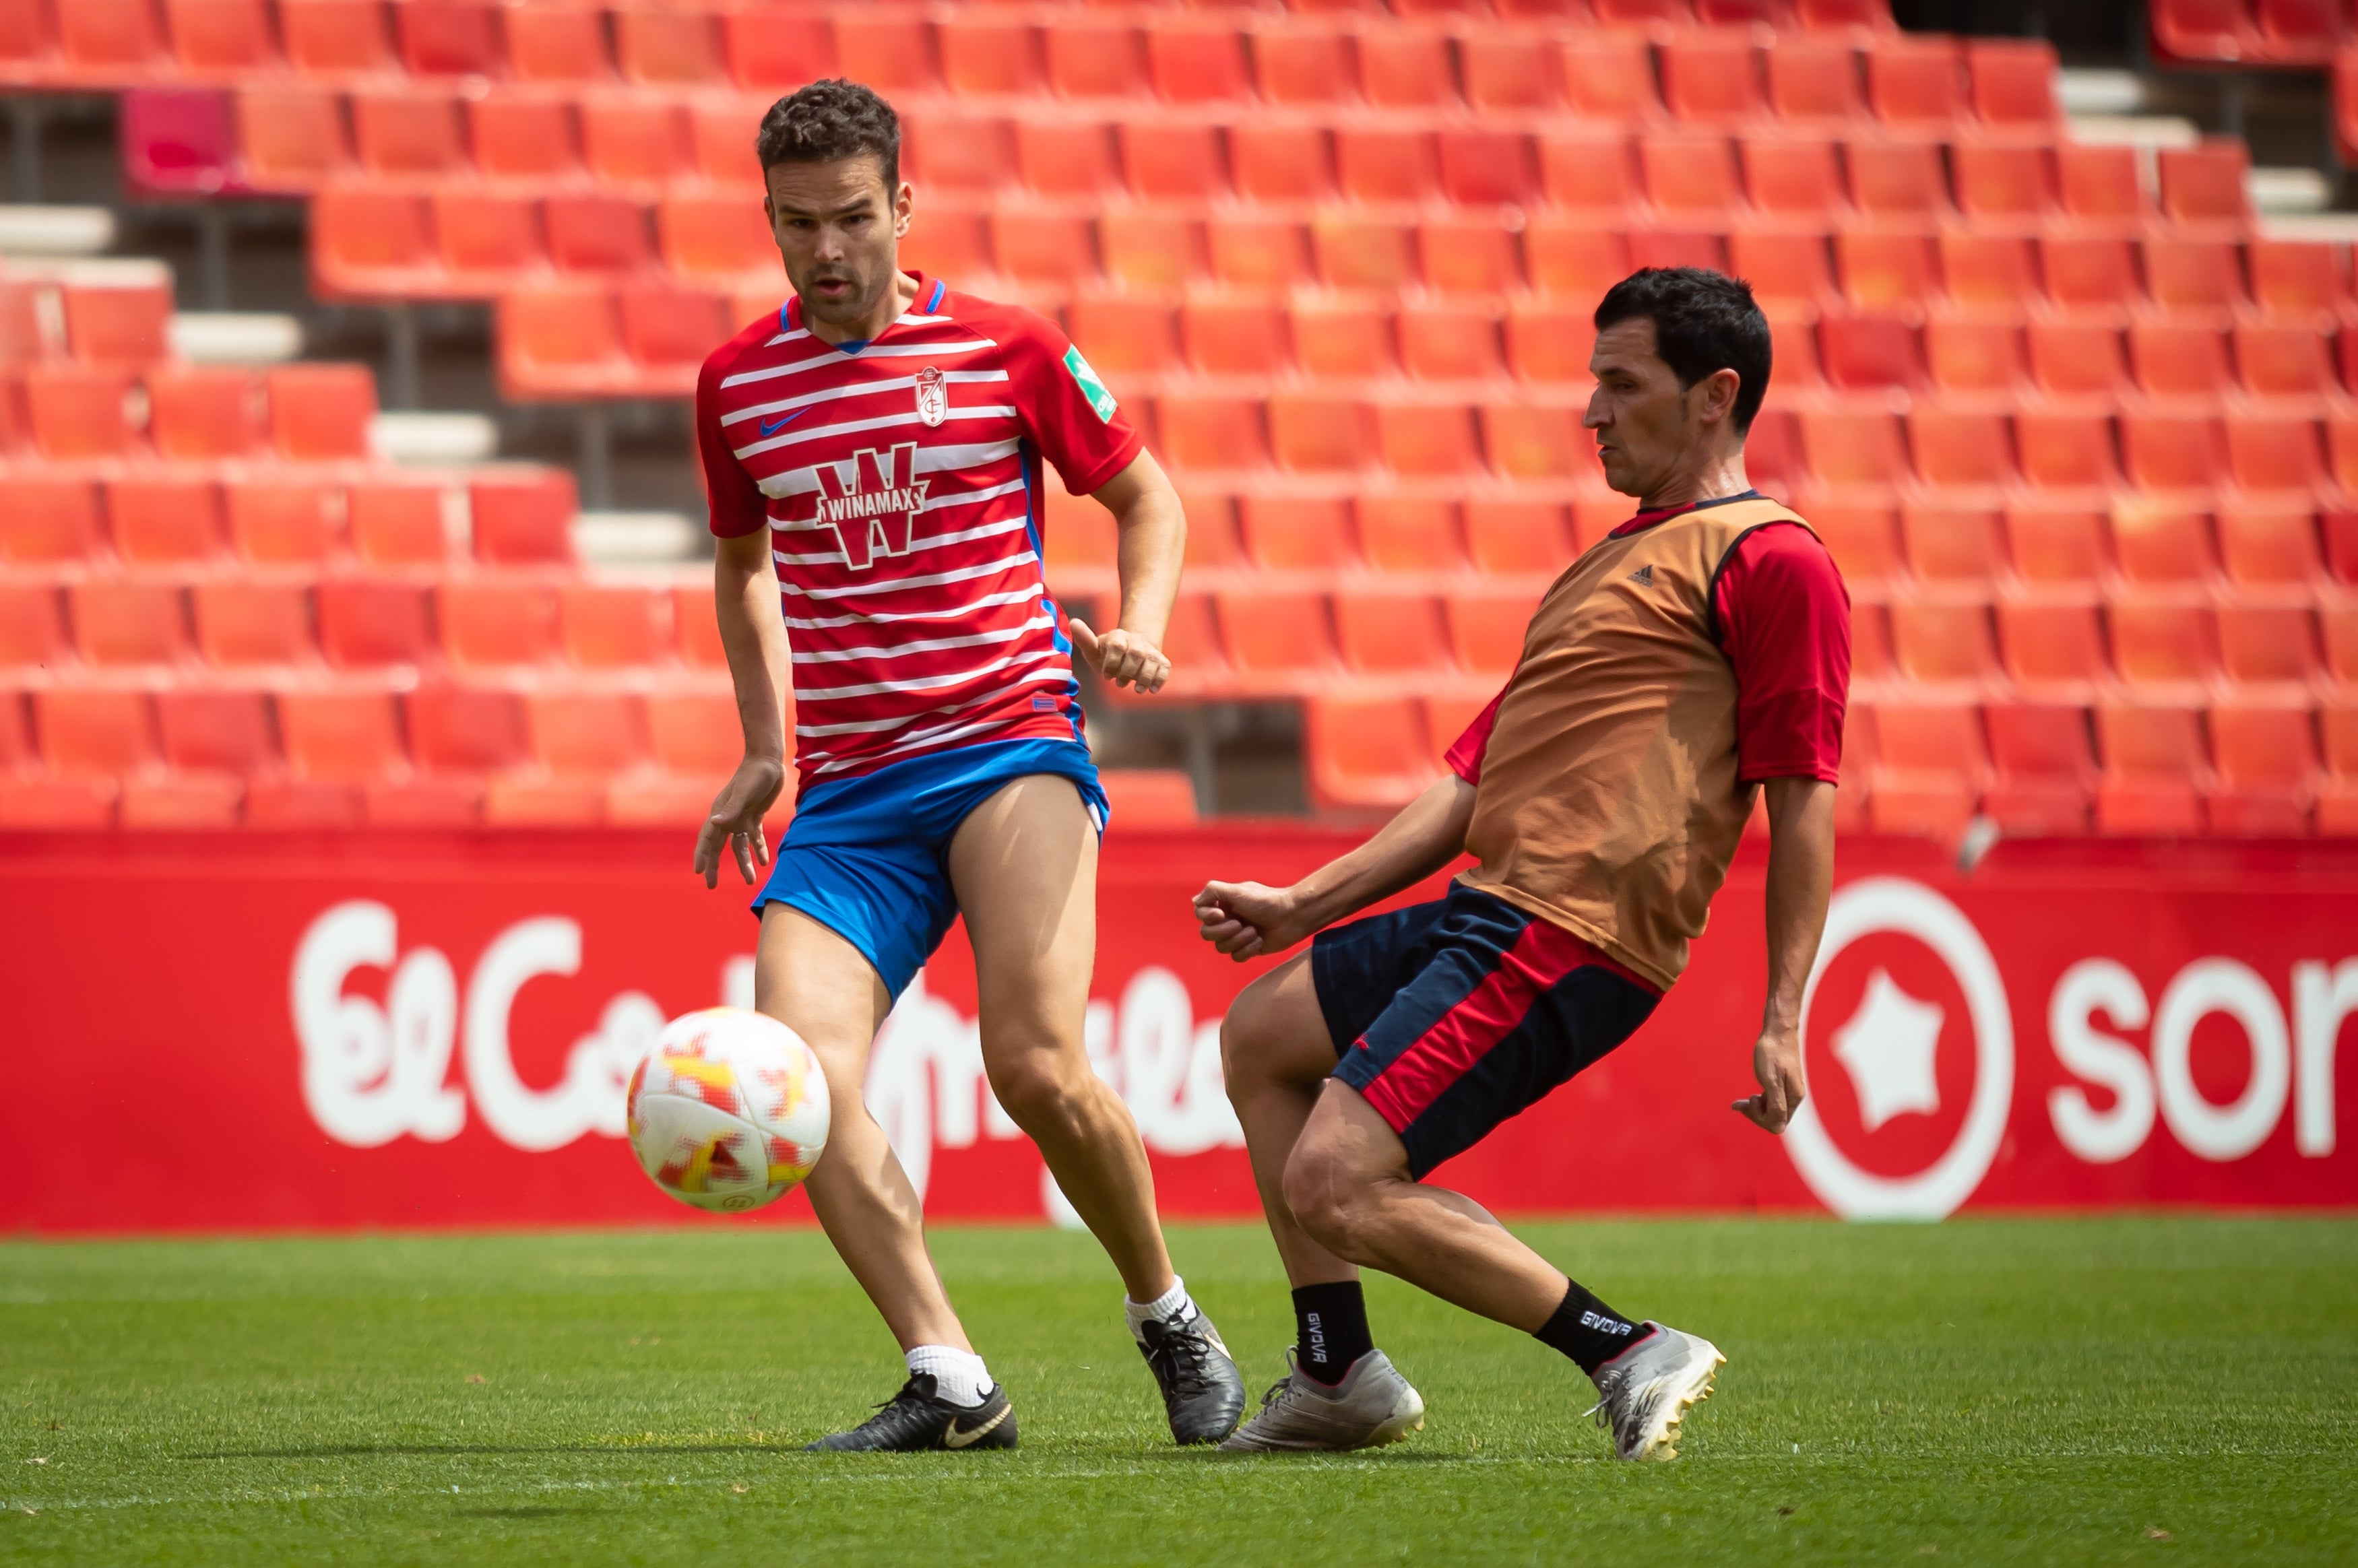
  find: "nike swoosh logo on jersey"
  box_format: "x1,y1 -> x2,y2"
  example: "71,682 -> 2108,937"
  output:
941,1402 -> 1011,1448
759,408 -> 810,438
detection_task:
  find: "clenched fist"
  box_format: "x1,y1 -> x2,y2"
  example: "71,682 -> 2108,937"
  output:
1068,617 -> 1171,694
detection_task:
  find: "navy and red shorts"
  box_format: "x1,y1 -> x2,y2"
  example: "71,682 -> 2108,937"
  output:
1312,883 -> 1662,1179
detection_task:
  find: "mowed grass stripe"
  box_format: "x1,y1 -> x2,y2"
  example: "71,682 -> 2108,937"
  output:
1,1218 -> 2353,1566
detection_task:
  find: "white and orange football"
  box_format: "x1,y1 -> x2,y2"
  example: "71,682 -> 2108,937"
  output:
625,1008 -> 831,1214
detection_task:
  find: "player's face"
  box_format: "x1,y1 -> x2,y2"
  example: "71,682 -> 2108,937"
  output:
763,154 -> 914,332
1583,317 -> 1696,498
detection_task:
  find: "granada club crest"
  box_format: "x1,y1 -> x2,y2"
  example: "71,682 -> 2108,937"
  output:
814,442 -> 929,570
914,364 -> 949,428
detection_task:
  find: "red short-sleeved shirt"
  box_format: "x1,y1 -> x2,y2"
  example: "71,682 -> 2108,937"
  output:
695,273 -> 1142,787
1446,494 -> 1849,787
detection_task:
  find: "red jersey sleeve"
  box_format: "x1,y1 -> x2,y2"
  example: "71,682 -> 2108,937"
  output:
994,304 -> 1144,498
695,336 -> 771,540
1444,686 -> 1508,787
1713,522 -> 1851,784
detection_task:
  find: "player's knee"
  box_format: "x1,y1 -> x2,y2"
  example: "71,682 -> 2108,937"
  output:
1281,1138 -> 1370,1259
984,1050 -> 1089,1138
1218,982 -> 1274,1095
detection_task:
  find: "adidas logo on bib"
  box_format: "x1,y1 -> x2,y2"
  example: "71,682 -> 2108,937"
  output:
1627,564 -> 1655,585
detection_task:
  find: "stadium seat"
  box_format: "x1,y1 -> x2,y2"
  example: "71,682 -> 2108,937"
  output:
1538,129 -> 1636,212
0,478 -> 103,564
475,471 -> 579,567
350,91 -> 466,178
617,286 -> 728,385
1865,701 -> 1985,835
580,97 -> 689,188
442,579 -> 561,668
2208,702 -> 2316,834
1356,498 -> 1462,575
658,195 -> 776,285
1445,585 -> 1542,676
71,581 -> 189,667
1217,588 -> 1334,678
61,277 -> 171,364
2246,240 -> 2344,318
1889,599 -> 2000,687
278,0 -> 392,73
1396,303 -> 1501,383
1524,220 -> 1630,301
1923,317 -> 2024,394
1983,703 -> 2095,834
35,688 -> 156,777
1481,401 -> 1587,482
1797,407 -> 1907,488
193,581 -> 313,667
316,579 -> 431,669
2217,604 -> 2320,690
2157,141 -> 2250,227
1359,26 -> 1454,109
992,207 -> 1096,285
1238,496 -> 1353,573
1017,119 -> 1115,197
267,365 -> 375,460
1952,143 -> 2051,224
1998,601 -> 2108,693
1071,295 -> 1176,376
938,13 -> 1038,96
1148,19 -> 1250,104
1661,30 -> 1764,124
1097,769 -> 1199,829
2022,319 -> 2126,398
1940,235 -> 2037,312
109,476 -> 225,564
644,686 -> 740,782
433,189 -> 544,284
1305,694 -> 1438,810
500,282 -> 628,397
395,0 -> 499,77
2093,703 -> 2206,832
545,194 -> 653,274
674,584 -> 728,669
1835,230 -> 1936,311
2215,507 -> 2323,585
1205,216 -> 1310,290
1967,38 -> 2061,127
2109,503 -> 2215,584
1464,499 -> 1570,576
1334,589 -> 1450,676
1462,30 -> 1561,114
2128,321 -> 2233,402
1421,212 -> 1523,296
407,682 -> 528,775
162,0 -> 274,73
278,688 -> 405,787
1730,235 -> 1835,311
2108,597 -> 2214,686
1155,392 -> 1265,471
1121,123 -> 1223,202
1764,38 -> 1863,121
2224,414 -> 2324,492
2143,240 -> 2243,315
346,481 -> 449,568
235,88 -> 352,190
1100,213 -> 1200,291
2014,412 -> 2117,491
2233,322 -> 2336,399
1560,32 -> 1659,119
1866,36 -> 1963,127
227,479 -> 338,564
148,366 -> 260,459
1642,133 -> 1740,216
1810,503 -> 1901,587
2038,236 -> 2138,315
1740,135 -> 1842,221
310,187 -> 432,296
1375,399 -> 1481,477
1044,20 -> 1144,99
1502,301 -> 1595,384
1178,491 -> 1242,570
0,584 -> 69,670
2117,412 -> 2223,494
24,368 -> 138,459
560,583 -> 669,669
1901,504 -> 2006,582
503,3 -> 609,81
1908,410 -> 2012,489
2319,705 -> 2358,832
1847,141 -> 1948,219
1250,20 -> 1352,105
1312,215 -> 1414,294
1230,123 -> 1329,203
155,687 -> 274,777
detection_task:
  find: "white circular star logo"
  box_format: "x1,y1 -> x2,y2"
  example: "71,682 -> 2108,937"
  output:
1784,878 -> 2014,1220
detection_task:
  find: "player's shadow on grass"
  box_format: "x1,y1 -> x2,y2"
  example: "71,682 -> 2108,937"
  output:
187,1443 -> 801,1460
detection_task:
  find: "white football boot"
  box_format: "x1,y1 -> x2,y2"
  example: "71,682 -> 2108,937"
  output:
1217,1349 -> 1426,1452
1587,1321 -> 1725,1462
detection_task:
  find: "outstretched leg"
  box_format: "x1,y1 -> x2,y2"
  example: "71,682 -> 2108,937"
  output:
1219,953 -> 1360,1291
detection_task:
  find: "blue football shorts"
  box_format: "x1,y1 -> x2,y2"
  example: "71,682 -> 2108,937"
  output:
752,738 -> 1109,1000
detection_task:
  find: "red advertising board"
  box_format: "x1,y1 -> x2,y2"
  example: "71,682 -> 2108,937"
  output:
2,828 -> 2355,1233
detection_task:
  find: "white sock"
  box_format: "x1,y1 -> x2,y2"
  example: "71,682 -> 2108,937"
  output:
905,1345 -> 992,1408
1124,1276 -> 1194,1343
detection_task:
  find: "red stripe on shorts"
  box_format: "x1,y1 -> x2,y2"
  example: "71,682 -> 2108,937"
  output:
1355,919 -> 1622,1134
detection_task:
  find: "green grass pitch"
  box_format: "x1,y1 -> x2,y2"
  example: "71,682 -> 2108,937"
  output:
2,1217 -> 2353,1565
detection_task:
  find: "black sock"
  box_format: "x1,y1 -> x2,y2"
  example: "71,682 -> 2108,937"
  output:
1292,1281 -> 1374,1386
1533,1280 -> 1651,1375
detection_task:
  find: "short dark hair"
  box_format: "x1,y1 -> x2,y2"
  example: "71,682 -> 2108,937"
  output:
1592,267 -> 1772,434
755,79 -> 900,192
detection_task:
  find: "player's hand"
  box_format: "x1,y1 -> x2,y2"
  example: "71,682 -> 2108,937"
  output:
1068,617 -> 1170,694
693,754 -> 786,890
1193,880 -> 1312,962
1732,1027 -> 1807,1133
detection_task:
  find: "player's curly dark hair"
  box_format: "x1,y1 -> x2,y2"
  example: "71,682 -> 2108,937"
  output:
1593,267 -> 1772,434
755,79 -> 900,191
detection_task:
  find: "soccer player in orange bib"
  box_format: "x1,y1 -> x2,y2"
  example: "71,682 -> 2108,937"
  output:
1199,269 -> 1852,1460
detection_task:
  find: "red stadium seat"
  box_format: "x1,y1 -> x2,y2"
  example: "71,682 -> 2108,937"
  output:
2000,601 -> 2109,693
1205,216 -> 1310,290
2052,143 -> 2146,228
156,687 -> 274,775
1334,127 -> 1434,205
1155,392 -> 1266,472
560,583 -> 668,669
278,0 -> 391,73
2208,702 -> 2316,834
2109,503 -> 2215,585
2095,703 -> 2206,833
2128,321 -> 2232,402
2109,597 -> 2214,686
2157,141 -> 2250,226
35,688 -> 156,776
1561,33 -> 1659,119
193,580 -> 313,667
24,368 -> 138,458
1464,499 -> 1570,577
904,111 -> 1011,195
1250,20 -> 1352,105
2039,236 -> 2138,315
1503,300 -> 1595,383
1741,135 -> 1842,221
1835,230 -> 1936,311
1016,119 -> 1115,197
1461,30 -> 1561,114
1356,498 -> 1462,575
442,578 -> 559,668
1306,694 -> 1439,810
2320,705 -> 2358,833
1866,35 -> 1963,127
1096,770 -> 1199,829
1847,141 -> 1948,219
673,585 -> 728,669
1436,129 -> 1535,208
1967,38 -> 2060,126
1237,496 -> 1353,573
109,476 -> 224,565
1539,130 -> 1636,212
316,579 -> 431,669
163,0 -> 274,72
1889,599 -> 2000,687
2223,414 -> 2324,492
1071,295 -> 1176,376
471,470 -> 577,564
644,686 -> 739,781
618,285 -> 729,382
2233,322 -> 2336,399
278,688 -> 404,791
1312,214 -> 1414,294
579,97 -> 688,188
2143,239 -> 2243,315
2247,240 -> 2345,318
1764,38 -> 1863,121
1147,19 -> 1250,104
0,478 -> 102,564
1121,122 -> 1223,202
659,195 -> 776,286
503,3 -> 608,80
2014,412 -> 2117,491
991,207 -> 1096,286
833,13 -> 930,92
407,683 -> 527,784
1952,144 -> 2051,223
2023,319 -> 2126,399
501,282 -> 627,397
1642,133 -> 1740,217
2118,412 -> 2223,494
234,88 -> 352,191
529,688 -> 648,775
396,0 -> 498,77
2217,604 -> 2320,688
227,478 -> 339,564
1661,30 -> 1764,123
1523,219 -> 1630,302
1334,589 -> 1450,676
1983,703 -> 2095,835
1100,212 -> 1201,292
1360,26 -> 1455,109
350,91 -> 465,178
70,581 -> 186,668
430,190 -> 542,287
1901,503 -> 2006,582
1797,407 -> 1907,488
0,584 -> 69,670
1810,503 -> 1901,587
267,364 -> 375,461
61,277 -> 171,364
1822,314 -> 1921,388
1940,235 -> 2037,313
1923,318 -> 2024,394
1230,123 -> 1329,203
1444,585 -> 1542,677
1909,410 -> 2012,490
148,366 -> 261,459
1045,20 -> 1144,100
614,4 -> 720,86
1217,588 -> 1334,679
1866,702 -> 1985,835
938,13 -> 1038,97
2216,507 -> 2323,585
545,194 -> 652,274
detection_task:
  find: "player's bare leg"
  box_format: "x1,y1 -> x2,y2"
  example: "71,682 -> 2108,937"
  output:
753,905 -> 968,1351
1219,954 -> 1359,1288
949,774 -> 1245,1443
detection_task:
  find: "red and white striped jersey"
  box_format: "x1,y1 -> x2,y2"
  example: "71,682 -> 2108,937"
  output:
696,274 -> 1141,793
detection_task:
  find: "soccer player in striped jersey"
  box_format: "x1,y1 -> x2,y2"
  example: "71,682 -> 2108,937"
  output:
691,81 -> 1244,1451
